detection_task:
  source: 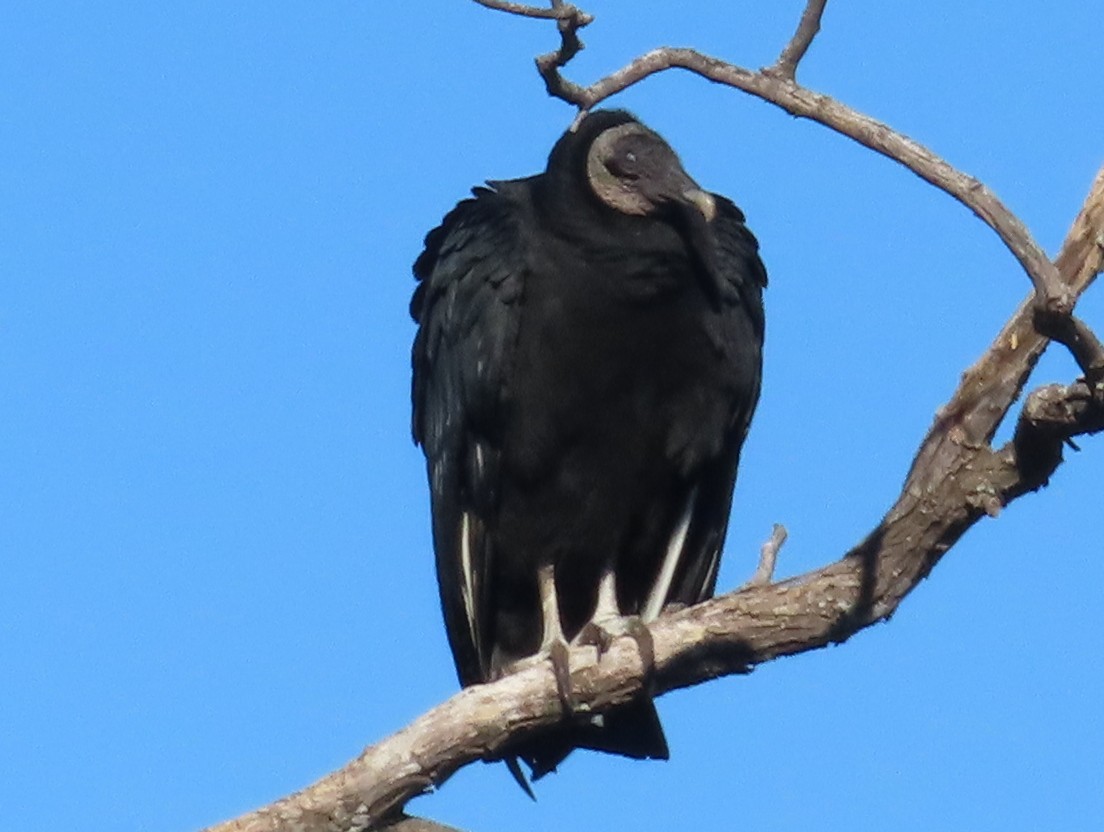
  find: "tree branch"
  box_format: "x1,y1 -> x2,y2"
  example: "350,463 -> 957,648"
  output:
532,0 -> 592,80
201,170 -> 1104,832
904,165 -> 1104,495
553,53 -> 1062,306
744,523 -> 788,587
484,1 -> 1081,334
765,0 -> 828,80
471,0 -> 590,23
201,376 -> 1104,832
483,0 -> 1104,490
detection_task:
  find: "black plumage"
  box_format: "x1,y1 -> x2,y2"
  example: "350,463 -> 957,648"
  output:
411,109 -> 766,781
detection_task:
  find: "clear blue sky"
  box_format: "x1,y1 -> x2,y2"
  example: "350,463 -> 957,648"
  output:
3,3 -> 1102,831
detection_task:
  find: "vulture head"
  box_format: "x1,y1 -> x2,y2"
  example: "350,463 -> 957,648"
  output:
544,109 -> 725,302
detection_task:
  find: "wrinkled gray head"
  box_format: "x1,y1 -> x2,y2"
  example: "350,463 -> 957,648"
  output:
581,115 -> 716,222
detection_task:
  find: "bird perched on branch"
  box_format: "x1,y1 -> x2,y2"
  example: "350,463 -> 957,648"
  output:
411,109 -> 766,786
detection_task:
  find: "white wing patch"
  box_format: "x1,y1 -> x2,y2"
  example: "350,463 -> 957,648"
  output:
642,485 -> 698,622
459,511 -> 479,646
699,543 -> 721,602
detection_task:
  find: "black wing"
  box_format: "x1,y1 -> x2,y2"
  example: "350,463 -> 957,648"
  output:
411,183 -> 527,687
713,195 -> 768,325
662,195 -> 767,609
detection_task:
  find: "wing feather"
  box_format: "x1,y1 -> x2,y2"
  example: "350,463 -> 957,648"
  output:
659,197 -> 767,609
411,183 -> 529,686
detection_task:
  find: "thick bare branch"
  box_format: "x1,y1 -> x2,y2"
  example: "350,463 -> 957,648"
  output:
904,165 -> 1104,495
765,0 -> 829,79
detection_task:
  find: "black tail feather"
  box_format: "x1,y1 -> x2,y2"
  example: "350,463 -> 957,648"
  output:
503,698 -> 669,788
504,756 -> 537,800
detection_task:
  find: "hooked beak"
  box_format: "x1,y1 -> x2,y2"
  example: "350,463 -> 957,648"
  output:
683,187 -> 716,222
641,164 -> 716,222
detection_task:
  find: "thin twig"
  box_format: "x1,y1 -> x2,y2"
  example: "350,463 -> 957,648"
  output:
534,0 -> 591,79
766,0 -> 828,79
743,524 -> 788,587
1034,310 -> 1104,382
471,0 -> 589,22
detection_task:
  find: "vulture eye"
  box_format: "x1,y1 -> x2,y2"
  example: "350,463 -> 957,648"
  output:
606,151 -> 639,179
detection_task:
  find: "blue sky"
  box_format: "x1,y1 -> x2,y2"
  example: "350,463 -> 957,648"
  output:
2,3 -> 1102,831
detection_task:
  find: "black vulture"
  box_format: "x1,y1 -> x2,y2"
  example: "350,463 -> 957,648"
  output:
410,109 -> 766,783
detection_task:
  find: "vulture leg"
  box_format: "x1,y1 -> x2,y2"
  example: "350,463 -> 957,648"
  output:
574,569 -> 620,655
575,571 -> 657,688
537,563 -> 575,712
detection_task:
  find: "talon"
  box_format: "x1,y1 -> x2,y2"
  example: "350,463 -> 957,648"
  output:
536,562 -> 576,713
575,621 -> 614,656
622,616 -> 656,681
548,639 -> 575,713
573,615 -> 657,693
